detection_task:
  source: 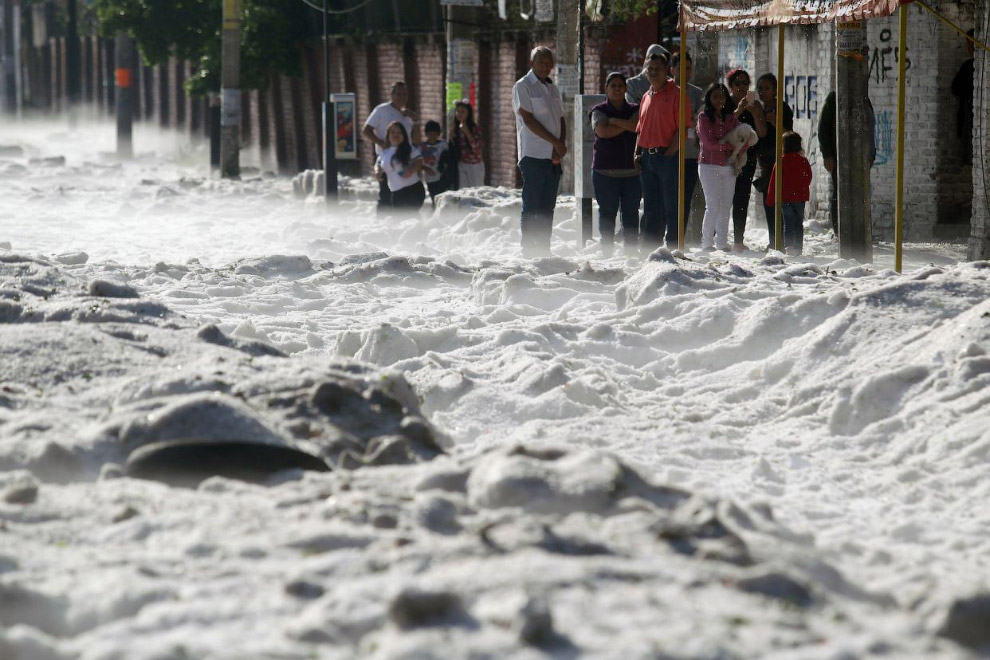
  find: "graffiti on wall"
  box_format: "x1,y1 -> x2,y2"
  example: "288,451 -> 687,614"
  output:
730,36 -> 750,69
874,109 -> 895,166
611,47 -> 645,79
714,36 -> 752,83
601,12 -> 658,83
783,75 -> 818,120
870,28 -> 911,84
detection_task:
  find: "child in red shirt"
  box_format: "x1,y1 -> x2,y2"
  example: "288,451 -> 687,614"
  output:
766,131 -> 813,255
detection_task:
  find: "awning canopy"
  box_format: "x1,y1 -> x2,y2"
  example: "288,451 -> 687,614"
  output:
680,0 -> 907,32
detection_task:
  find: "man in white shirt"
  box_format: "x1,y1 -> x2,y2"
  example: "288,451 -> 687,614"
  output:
362,82 -> 419,217
512,46 -> 566,256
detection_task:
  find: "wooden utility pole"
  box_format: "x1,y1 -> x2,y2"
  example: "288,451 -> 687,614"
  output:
220,0 -> 241,178
115,32 -> 135,158
835,21 -> 872,262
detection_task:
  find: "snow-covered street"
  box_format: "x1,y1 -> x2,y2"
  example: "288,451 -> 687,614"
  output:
1,121 -> 988,659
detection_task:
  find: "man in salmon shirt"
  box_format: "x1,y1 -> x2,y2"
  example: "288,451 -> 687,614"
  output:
635,51 -> 690,249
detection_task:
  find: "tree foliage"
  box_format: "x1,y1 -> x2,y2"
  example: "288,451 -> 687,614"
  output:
94,0 -> 319,96
602,0 -> 658,21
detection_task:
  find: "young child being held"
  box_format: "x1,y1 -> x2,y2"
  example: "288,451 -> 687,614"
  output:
419,120 -> 450,207
766,131 -> 813,255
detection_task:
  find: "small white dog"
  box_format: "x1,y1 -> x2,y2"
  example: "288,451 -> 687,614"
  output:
719,123 -> 759,176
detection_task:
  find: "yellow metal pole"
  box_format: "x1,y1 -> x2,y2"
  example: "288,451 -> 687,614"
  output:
678,12 -> 687,251
895,5 -> 907,273
775,24 -> 784,252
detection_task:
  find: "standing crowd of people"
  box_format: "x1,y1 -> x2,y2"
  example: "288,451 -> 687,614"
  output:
362,83 -> 487,218
361,45 -> 819,258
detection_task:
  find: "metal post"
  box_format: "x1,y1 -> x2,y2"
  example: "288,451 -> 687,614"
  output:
12,0 -> 20,118
677,14 -> 686,251
1,0 -> 16,114
774,25 -> 784,252
579,0 -> 591,245
114,32 -> 134,159
220,0 -> 241,178
66,0 -> 80,124
894,6 -> 907,273
323,0 -> 338,201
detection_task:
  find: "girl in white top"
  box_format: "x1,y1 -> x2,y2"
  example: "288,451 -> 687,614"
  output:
374,121 -> 426,212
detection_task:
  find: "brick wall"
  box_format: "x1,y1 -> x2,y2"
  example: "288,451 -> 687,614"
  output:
415,38 -> 447,136
352,43 -> 375,174
583,27 -> 603,94
487,39 -> 528,188
868,7 -> 939,241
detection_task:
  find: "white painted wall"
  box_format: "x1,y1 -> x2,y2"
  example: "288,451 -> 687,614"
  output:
715,3 -> 977,244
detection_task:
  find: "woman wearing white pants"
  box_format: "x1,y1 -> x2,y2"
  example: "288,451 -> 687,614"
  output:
696,83 -> 741,251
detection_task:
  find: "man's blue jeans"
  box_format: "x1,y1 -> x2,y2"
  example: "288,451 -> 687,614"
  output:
518,157 -> 561,253
639,151 -> 679,247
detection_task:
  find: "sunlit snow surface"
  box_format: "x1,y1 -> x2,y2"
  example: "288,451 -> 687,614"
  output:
1,121 -> 989,659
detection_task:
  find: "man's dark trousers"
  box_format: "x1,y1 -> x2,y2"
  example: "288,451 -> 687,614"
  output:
519,156 -> 560,253
639,151 -> 679,247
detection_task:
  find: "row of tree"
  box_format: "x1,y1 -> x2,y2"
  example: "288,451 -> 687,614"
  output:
91,0 -> 319,97
87,0 -> 658,100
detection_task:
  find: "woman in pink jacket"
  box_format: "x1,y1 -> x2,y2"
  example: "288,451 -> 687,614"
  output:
696,83 -> 740,251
